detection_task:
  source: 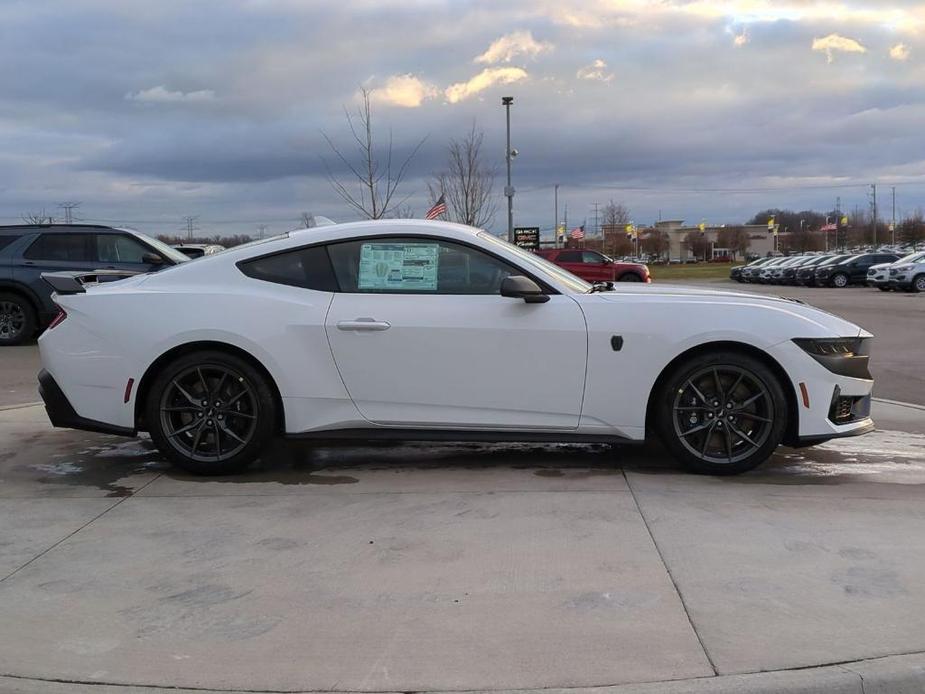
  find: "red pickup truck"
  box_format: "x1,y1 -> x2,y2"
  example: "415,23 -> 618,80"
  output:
534,249 -> 651,283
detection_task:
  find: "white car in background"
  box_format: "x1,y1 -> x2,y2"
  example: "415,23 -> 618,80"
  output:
38,220 -> 875,476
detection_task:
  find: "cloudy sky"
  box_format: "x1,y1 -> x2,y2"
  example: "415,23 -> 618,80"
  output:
2,0 -> 924,238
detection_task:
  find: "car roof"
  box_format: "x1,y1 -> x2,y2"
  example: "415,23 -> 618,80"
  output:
0,223 -> 119,232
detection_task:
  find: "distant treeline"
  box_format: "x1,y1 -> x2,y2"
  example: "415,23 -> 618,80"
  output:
157,234 -> 254,248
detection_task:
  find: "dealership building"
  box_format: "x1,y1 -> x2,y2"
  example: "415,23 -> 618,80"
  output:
652,220 -> 777,261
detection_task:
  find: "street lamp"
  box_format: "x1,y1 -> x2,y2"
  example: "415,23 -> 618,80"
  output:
502,96 -> 515,243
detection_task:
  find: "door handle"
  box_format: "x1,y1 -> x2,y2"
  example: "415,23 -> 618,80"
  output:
337,318 -> 391,331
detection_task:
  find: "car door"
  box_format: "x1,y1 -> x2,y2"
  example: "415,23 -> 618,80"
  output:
582,251 -> 613,281
555,250 -> 587,280
13,232 -> 96,317
324,236 -> 588,430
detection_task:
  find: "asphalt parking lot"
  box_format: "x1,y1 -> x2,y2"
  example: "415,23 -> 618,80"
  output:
1,282 -> 924,693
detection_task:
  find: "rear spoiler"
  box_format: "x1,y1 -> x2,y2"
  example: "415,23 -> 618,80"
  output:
42,270 -> 142,295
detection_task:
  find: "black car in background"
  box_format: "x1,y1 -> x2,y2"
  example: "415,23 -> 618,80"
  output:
0,224 -> 188,345
814,252 -> 900,288
796,254 -> 851,286
777,255 -> 831,285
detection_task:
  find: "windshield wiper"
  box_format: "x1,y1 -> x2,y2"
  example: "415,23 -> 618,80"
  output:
587,281 -> 614,293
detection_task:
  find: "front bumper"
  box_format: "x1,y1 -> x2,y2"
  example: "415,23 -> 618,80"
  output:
38,369 -> 136,437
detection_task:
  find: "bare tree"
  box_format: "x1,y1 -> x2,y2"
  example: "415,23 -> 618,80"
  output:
716,226 -> 751,260
599,200 -> 631,256
640,229 -> 670,260
322,88 -> 427,219
388,205 -> 416,219
300,212 -> 316,228
427,123 -> 496,228
22,210 -> 55,224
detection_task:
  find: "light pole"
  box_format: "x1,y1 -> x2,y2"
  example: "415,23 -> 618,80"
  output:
502,96 -> 515,243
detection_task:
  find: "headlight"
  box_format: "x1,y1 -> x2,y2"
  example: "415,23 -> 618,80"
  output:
792,337 -> 872,379
893,264 -> 913,272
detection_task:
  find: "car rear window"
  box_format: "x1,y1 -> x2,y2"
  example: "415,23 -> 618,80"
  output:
558,251 -> 582,262
239,245 -> 339,291
23,233 -> 94,261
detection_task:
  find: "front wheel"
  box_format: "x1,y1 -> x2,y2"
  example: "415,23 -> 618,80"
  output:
146,350 -> 277,475
619,273 -> 643,282
0,293 -> 35,346
655,351 -> 788,475
913,274 -> 925,293
831,273 -> 849,288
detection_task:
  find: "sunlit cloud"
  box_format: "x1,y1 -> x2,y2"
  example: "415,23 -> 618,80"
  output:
444,67 -> 528,103
125,85 -> 215,103
812,34 -> 867,63
890,43 -> 910,61
368,74 -> 437,108
474,30 -> 552,64
576,59 -> 614,82
733,32 -> 749,47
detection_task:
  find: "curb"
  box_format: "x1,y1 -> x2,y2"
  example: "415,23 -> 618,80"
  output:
0,402 -> 41,412
1,652 -> 924,694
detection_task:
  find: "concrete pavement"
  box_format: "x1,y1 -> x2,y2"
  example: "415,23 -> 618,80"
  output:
1,400 -> 924,693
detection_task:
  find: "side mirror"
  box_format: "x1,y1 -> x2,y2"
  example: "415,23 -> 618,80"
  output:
142,252 -> 165,266
500,275 -> 549,304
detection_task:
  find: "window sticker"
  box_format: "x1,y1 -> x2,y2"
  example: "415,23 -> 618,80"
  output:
358,242 -> 439,291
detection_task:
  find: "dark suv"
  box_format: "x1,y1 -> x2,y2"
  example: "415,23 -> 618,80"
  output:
0,224 -> 187,345
814,252 -> 900,288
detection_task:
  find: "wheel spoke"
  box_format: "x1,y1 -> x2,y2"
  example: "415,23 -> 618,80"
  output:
218,419 -> 246,444
728,422 -> 759,449
163,406 -> 200,413
167,418 -> 201,439
728,372 -> 745,398
224,388 -> 249,407
723,426 -> 734,461
738,412 -> 772,423
712,369 -> 725,401
212,420 -> 223,455
680,420 -> 714,437
735,392 -> 765,410
213,371 -> 228,400
685,381 -> 709,405
190,421 -> 206,455
700,421 -> 718,457
223,410 -> 256,420
197,368 -> 210,398
172,381 -> 200,406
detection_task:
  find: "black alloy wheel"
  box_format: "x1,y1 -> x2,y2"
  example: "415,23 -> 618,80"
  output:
0,294 -> 35,346
146,350 -> 277,475
657,351 -> 788,475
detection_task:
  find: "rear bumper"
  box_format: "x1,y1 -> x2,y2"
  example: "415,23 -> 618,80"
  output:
38,369 -> 135,437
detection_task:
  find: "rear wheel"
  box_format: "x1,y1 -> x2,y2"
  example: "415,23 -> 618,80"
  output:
619,273 -> 643,282
0,293 -> 35,346
146,350 -> 277,475
831,273 -> 849,288
656,351 -> 788,475
913,274 -> 925,293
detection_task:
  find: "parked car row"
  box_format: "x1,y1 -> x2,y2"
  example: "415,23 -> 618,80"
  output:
729,251 -> 925,290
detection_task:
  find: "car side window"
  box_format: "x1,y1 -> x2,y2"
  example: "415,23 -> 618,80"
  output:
327,238 -> 520,295
23,233 -> 93,262
557,251 -> 582,263
239,245 -> 339,291
95,234 -> 152,264
582,251 -> 605,263
0,235 -> 21,251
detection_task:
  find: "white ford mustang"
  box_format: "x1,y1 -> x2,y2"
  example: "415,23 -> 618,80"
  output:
37,220 -> 874,475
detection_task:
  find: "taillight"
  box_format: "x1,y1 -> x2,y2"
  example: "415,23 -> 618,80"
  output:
48,308 -> 67,330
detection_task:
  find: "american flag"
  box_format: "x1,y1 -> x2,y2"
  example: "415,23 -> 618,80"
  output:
425,194 -> 446,220
570,225 -> 585,240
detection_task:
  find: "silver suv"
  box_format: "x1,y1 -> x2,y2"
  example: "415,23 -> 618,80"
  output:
889,252 -> 925,292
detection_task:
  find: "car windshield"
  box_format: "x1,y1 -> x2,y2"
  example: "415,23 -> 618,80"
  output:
477,232 -> 592,293
134,233 -> 192,263
897,251 -> 925,264
819,255 -> 847,266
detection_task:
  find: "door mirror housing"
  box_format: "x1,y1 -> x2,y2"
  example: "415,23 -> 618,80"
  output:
142,252 -> 165,266
500,275 -> 549,303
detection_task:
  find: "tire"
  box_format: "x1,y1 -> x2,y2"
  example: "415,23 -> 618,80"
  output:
831,273 -> 849,288
0,293 -> 36,346
619,273 -> 643,282
145,350 -> 277,475
913,275 -> 925,293
655,350 -> 788,475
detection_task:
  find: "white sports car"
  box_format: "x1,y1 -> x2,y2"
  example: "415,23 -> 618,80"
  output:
37,220 -> 875,475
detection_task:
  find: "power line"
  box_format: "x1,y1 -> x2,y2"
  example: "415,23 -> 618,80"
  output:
181,215 -> 199,240
57,201 -> 81,224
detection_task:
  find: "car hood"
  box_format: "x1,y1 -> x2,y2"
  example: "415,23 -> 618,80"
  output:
588,284 -> 865,337
868,262 -> 892,271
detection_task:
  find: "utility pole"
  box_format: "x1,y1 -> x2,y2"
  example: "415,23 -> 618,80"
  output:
57,201 -> 81,224
182,215 -> 199,241
554,184 -> 559,248
592,202 -> 600,242
870,184 -> 878,247
835,196 -> 841,250
258,224 -> 267,239
563,203 -> 568,247
891,186 -> 896,246
502,96 -> 515,243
